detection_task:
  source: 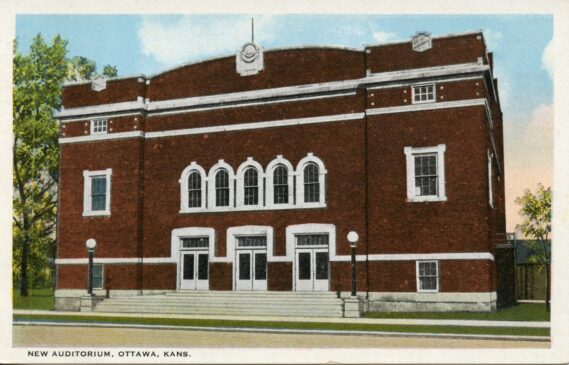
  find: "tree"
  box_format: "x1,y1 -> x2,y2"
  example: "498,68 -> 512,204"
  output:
13,34 -> 118,296
515,184 -> 552,311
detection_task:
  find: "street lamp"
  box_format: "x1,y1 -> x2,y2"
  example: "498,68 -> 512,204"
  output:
347,231 -> 359,297
85,238 -> 97,296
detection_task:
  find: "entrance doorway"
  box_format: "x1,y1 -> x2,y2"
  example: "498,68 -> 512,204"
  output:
179,237 -> 209,290
294,234 -> 329,291
234,236 -> 268,291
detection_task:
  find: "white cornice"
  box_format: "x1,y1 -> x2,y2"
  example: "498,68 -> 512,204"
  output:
56,63 -> 489,120
55,252 -> 494,265
55,100 -> 145,119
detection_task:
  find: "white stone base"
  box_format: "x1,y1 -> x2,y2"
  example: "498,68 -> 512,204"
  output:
79,295 -> 105,312
343,297 -> 363,318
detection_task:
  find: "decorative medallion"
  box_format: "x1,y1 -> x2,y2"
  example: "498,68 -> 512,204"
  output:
91,77 -> 107,92
412,32 -> 432,52
236,42 -> 264,76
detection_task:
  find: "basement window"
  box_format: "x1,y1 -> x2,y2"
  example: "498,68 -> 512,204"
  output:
417,261 -> 439,292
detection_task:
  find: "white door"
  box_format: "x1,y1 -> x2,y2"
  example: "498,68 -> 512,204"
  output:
179,250 -> 209,290
295,248 -> 329,291
235,249 -> 267,291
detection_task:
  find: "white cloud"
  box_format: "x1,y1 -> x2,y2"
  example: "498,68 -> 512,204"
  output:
542,38 -> 554,79
524,103 -> 554,151
372,31 -> 400,43
138,15 -> 276,67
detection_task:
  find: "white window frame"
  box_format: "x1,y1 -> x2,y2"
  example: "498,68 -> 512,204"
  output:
411,83 -> 436,104
179,162 -> 207,213
83,168 -> 112,217
266,155 -> 295,209
416,260 -> 439,293
236,157 -> 265,209
488,150 -> 494,208
90,118 -> 108,135
207,160 -> 235,211
295,153 -> 327,208
404,144 -> 447,202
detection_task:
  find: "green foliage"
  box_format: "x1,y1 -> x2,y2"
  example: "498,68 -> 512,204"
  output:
13,34 -> 68,294
515,184 -> 552,265
13,33 -> 119,295
102,64 -> 118,78
515,183 -> 552,311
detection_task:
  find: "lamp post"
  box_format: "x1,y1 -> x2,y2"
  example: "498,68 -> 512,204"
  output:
85,239 -> 97,296
347,231 -> 359,297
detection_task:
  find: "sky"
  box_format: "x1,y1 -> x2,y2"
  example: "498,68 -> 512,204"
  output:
15,14 -> 553,232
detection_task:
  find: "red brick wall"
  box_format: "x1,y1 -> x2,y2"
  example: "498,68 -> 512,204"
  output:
62,77 -> 145,108
367,33 -> 486,73
268,263 -> 293,291
148,48 -> 365,101
366,106 -> 493,254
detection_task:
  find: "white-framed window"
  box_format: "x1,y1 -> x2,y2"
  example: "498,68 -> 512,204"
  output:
179,162 -> 207,213
295,153 -> 327,207
207,160 -> 235,210
404,144 -> 447,202
236,158 -> 265,209
90,118 -> 108,134
416,260 -> 439,292
83,169 -> 112,216
488,150 -> 494,208
266,155 -> 294,208
412,84 -> 436,104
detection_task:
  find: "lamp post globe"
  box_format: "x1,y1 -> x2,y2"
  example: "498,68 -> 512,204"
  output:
85,238 -> 97,252
347,231 -> 359,297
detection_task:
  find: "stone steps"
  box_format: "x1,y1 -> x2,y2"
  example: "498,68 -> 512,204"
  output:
93,291 -> 345,317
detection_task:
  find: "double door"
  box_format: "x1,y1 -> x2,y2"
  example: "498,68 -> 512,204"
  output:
235,249 -> 267,291
295,248 -> 329,291
179,250 -> 209,290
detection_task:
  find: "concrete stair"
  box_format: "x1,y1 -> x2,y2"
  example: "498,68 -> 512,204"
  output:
93,291 -> 345,318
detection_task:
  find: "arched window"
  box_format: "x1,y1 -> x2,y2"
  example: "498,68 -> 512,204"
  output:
188,172 -> 202,208
303,163 -> 319,203
296,153 -> 327,207
215,169 -> 230,207
243,168 -> 259,205
273,165 -> 289,204
179,162 -> 207,213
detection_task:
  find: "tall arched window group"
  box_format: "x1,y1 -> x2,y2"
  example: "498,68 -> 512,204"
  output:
179,153 -> 326,213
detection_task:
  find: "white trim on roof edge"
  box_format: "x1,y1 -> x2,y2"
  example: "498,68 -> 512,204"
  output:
54,251 -> 494,265
55,63 -> 489,120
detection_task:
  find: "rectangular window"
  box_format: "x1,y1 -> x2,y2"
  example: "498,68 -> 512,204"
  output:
91,264 -> 104,289
90,118 -> 108,134
181,237 -> 209,249
404,145 -> 446,202
198,254 -> 209,280
417,261 -> 439,292
412,84 -> 435,103
83,169 -> 112,216
239,253 -> 251,280
90,176 -> 107,211
237,236 -> 267,248
414,154 -> 438,197
296,234 -> 329,246
254,253 -> 267,280
183,254 -> 195,280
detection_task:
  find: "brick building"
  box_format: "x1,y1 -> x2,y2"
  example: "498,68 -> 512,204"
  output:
54,31 -> 514,314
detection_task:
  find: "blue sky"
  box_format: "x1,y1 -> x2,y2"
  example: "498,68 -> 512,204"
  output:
15,14 -> 553,231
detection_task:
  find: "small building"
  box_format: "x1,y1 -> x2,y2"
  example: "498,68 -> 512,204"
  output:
54,30 -> 512,314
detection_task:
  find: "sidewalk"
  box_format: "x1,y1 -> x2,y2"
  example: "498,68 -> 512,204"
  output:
13,309 -> 550,328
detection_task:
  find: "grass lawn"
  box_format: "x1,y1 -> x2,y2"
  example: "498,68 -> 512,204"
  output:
366,303 -> 550,322
13,313 -> 549,338
12,287 -> 54,310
